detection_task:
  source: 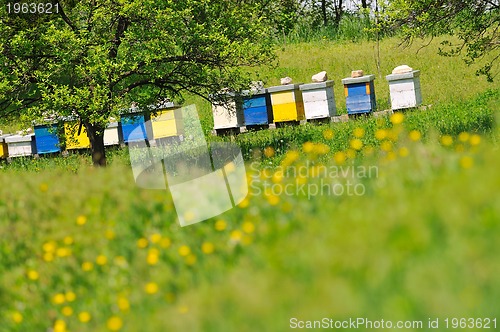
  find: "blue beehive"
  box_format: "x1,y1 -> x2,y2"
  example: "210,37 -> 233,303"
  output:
34,124 -> 61,154
241,89 -> 272,127
120,110 -> 149,143
341,74 -> 376,115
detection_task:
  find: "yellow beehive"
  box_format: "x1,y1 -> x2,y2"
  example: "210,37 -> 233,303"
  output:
150,107 -> 184,139
267,84 -> 305,122
0,134 -> 11,158
64,121 -> 90,149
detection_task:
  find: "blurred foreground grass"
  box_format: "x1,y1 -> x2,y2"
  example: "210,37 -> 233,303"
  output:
1,110 -> 499,331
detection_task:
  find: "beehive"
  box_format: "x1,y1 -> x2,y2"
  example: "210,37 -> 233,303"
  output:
341,74 -> 377,115
34,124 -> 60,154
211,93 -> 244,130
120,111 -> 148,143
150,107 -> 184,139
267,84 -> 305,122
386,70 -> 422,110
0,134 -> 11,158
5,134 -> 36,157
299,80 -> 337,119
104,122 -> 123,146
64,121 -> 90,150
241,89 -> 272,126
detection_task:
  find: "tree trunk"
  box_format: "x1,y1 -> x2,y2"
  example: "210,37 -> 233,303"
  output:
321,0 -> 328,26
85,122 -> 107,167
361,0 -> 368,9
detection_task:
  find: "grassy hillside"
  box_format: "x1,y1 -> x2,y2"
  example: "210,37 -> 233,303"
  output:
1,36 -> 499,332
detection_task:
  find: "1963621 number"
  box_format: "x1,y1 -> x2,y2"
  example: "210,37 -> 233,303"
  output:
6,2 -> 60,14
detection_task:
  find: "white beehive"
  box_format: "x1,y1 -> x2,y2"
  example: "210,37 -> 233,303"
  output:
104,122 -> 122,146
385,70 -> 422,110
211,93 -> 243,130
299,80 -> 337,119
5,133 -> 36,157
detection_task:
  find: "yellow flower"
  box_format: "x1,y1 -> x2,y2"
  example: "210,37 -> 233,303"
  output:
201,242 -> 215,254
53,319 -> 67,332
242,221 -> 255,234
350,139 -> 363,151
65,291 -> 76,302
390,112 -> 404,125
460,156 -> 474,169
399,147 -> 409,157
178,245 -> 191,257
264,146 -> 275,158
160,237 -> 171,248
440,135 -> 453,146
346,149 -> 356,159
146,250 -> 159,265
82,261 -> 94,272
27,269 -> 39,281
469,134 -> 481,146
375,129 -> 387,140
323,129 -> 334,140
105,229 -> 116,240
282,150 -> 300,165
42,241 -> 57,253
61,306 -> 73,316
381,141 -> 393,152
409,130 -> 421,142
458,132 -> 470,142
185,254 -> 197,265
215,220 -> 227,231
117,296 -> 130,311
107,316 -> 123,331
96,255 -> 108,266
144,282 -> 159,294
63,236 -> 74,245
78,311 -> 91,323
39,183 -> 49,193
230,230 -> 243,243
149,233 -> 162,244
52,293 -> 65,305
76,215 -> 87,226
238,197 -> 250,208
353,127 -> 365,138
43,252 -> 54,262
313,143 -> 330,155
302,141 -> 314,153
333,151 -> 346,165
267,194 -> 280,206
137,238 -> 148,249
11,312 -> 23,323
56,247 -> 71,258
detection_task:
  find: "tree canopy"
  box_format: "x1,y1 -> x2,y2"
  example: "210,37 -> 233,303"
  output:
387,0 -> 499,81
0,0 -> 275,165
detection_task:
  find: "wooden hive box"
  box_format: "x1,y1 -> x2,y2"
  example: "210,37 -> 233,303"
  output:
0,134 -> 12,158
211,92 -> 244,131
5,133 -> 36,157
299,80 -> 337,119
120,111 -> 149,143
385,70 -> 422,110
341,74 -> 377,115
267,84 -> 305,122
241,89 -> 273,127
34,124 -> 61,154
104,122 -> 123,146
150,107 -> 184,139
64,121 -> 90,150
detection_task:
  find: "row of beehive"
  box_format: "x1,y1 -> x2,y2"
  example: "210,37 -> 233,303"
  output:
0,106 -> 184,159
212,70 -> 421,133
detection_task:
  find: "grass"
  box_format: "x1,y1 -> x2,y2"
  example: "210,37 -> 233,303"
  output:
1,35 -> 499,332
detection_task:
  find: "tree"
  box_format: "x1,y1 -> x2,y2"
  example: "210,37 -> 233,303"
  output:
0,0 -> 275,166
387,0 -> 499,81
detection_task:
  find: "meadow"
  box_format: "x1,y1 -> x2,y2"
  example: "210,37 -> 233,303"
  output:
1,36 -> 499,332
